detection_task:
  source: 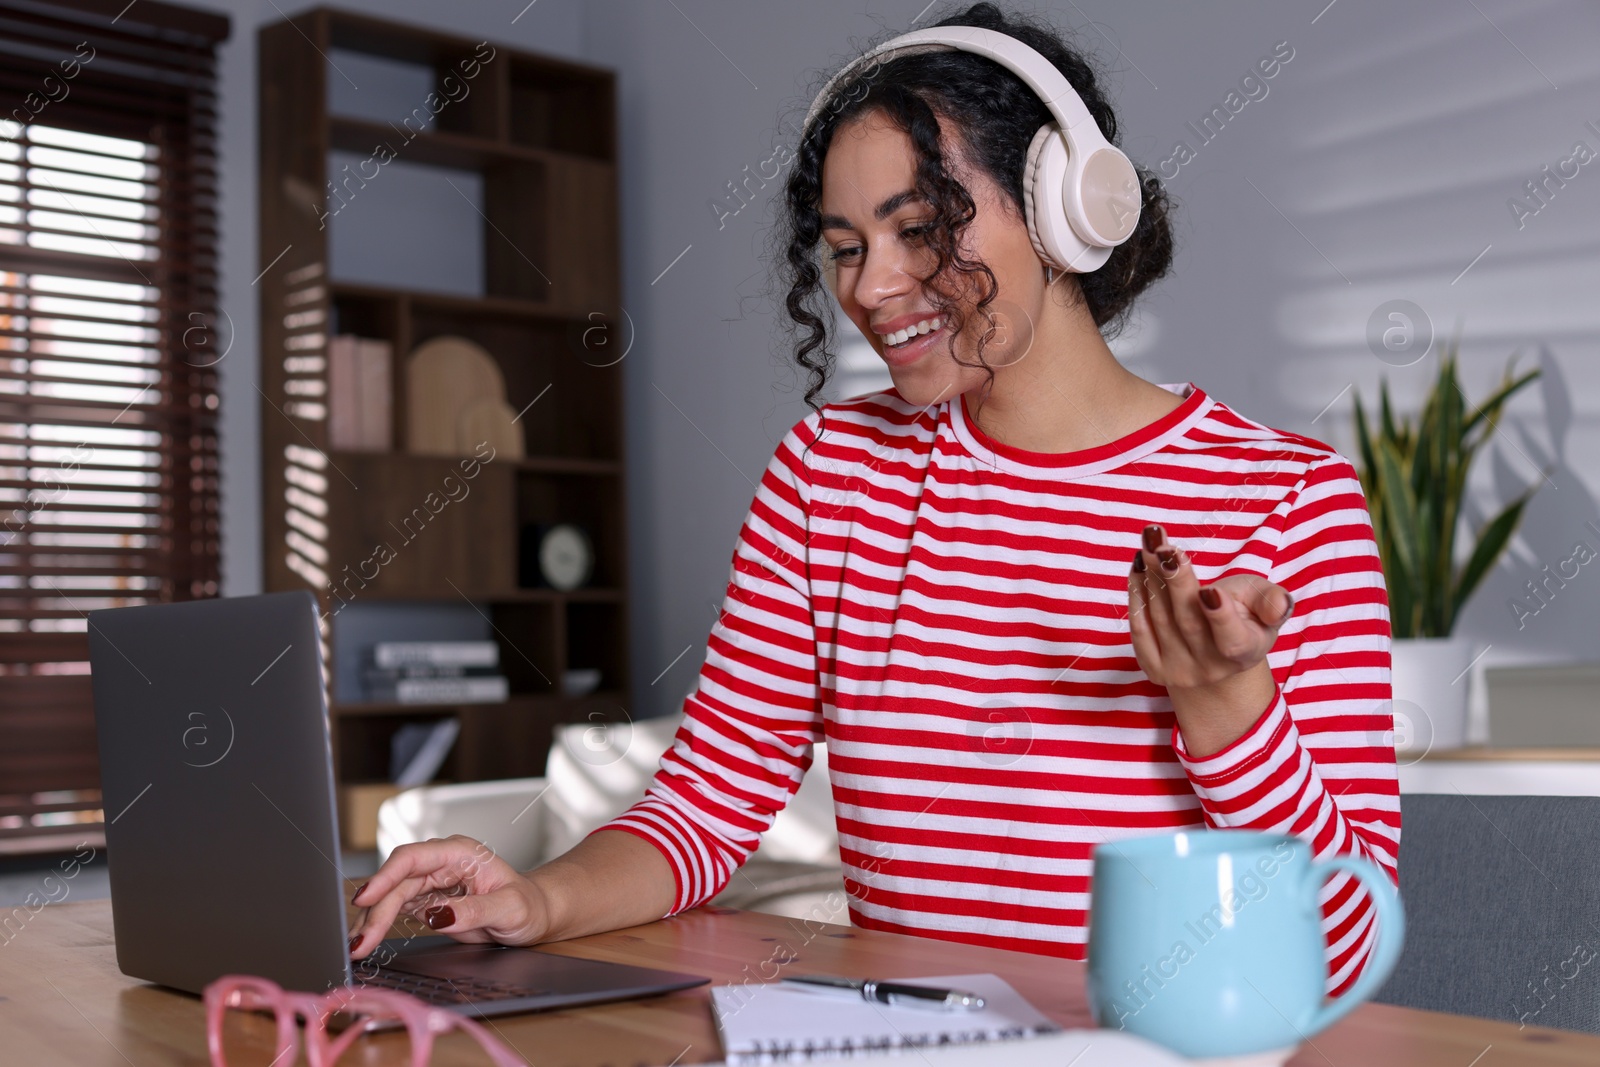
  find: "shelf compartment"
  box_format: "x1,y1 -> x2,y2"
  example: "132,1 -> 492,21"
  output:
515,470 -> 624,591
329,289 -> 403,339
455,692 -> 628,780
407,307 -> 622,461
323,452 -> 516,599
489,600 -> 560,696
565,600 -> 628,696
508,56 -> 614,159
328,290 -> 406,451
327,14 -> 502,141
482,154 -> 618,309
335,710 -> 462,783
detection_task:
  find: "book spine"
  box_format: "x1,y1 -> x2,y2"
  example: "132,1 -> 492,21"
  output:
372,642 -> 499,669
365,665 -> 498,681
374,676 -> 509,705
327,335 -> 359,451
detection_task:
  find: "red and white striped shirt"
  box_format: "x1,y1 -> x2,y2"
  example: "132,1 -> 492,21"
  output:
603,382 -> 1400,994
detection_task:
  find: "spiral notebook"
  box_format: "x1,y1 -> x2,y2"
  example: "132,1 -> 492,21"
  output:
709,973 -> 1063,1064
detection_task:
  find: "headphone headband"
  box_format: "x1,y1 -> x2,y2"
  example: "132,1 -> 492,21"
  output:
801,26 -> 1100,148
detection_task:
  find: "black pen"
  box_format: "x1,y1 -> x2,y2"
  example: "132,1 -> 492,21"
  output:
781,974 -> 986,1011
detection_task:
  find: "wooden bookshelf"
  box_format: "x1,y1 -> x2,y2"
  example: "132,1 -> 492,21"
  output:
258,9 -> 625,790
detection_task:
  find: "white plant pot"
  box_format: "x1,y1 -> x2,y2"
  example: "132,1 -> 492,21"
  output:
1390,636 -> 1476,754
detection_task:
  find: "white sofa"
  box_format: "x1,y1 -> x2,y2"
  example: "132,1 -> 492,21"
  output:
376,711 -> 846,921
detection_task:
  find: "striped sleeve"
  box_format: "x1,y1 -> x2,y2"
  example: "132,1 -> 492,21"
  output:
1171,454 -> 1399,995
598,416 -> 825,915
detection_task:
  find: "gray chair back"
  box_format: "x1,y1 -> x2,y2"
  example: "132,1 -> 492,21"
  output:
1377,793 -> 1600,1034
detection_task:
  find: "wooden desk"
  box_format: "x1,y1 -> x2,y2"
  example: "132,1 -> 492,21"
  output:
4,897 -> 1598,1066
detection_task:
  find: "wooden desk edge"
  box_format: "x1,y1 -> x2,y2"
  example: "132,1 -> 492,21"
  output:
8,898 -> 1600,1067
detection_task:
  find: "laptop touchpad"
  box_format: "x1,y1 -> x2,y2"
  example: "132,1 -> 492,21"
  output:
385,939 -> 685,994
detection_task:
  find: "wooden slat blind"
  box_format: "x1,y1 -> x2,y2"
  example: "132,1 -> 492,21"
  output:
0,0 -> 228,854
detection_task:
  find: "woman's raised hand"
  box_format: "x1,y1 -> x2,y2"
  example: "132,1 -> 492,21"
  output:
347,835 -> 548,960
1126,523 -> 1296,757
1126,523 -> 1293,689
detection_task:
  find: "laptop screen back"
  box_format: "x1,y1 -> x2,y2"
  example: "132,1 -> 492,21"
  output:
87,591 -> 352,994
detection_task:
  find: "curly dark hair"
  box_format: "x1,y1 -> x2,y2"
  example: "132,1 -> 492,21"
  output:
774,1 -> 1176,416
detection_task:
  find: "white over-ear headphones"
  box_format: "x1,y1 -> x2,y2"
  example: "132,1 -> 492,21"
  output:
802,25 -> 1142,275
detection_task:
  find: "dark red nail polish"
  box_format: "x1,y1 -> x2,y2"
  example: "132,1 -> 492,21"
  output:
351,882 -> 369,903
1132,549 -> 1146,572
424,905 -> 455,930
349,934 -> 361,952
1157,549 -> 1178,574
1142,525 -> 1163,552
1199,587 -> 1222,610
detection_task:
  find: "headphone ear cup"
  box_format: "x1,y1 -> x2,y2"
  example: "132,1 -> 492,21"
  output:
1022,124 -> 1112,274
1022,124 -> 1069,271
1024,124 -> 1126,275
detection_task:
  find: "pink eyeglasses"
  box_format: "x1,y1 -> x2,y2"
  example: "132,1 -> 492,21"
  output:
203,974 -> 530,1067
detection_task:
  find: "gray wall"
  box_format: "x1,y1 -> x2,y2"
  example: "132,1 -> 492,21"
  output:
203,1 -> 1600,721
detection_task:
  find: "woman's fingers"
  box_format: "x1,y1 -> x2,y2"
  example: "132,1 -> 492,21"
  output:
352,878 -> 542,958
348,836 -> 509,958
1129,525 -> 1296,684
1200,576 -> 1292,664
1198,583 -> 1266,663
1127,549 -> 1162,677
417,883 -> 539,945
1242,576 -> 1294,629
1137,528 -> 1186,665
353,836 -> 501,908
350,874 -> 422,958
1151,537 -> 1213,659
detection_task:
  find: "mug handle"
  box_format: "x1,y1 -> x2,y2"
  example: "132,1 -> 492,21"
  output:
1301,854 -> 1407,1035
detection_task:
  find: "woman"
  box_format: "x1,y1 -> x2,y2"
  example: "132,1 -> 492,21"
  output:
351,2 -> 1399,996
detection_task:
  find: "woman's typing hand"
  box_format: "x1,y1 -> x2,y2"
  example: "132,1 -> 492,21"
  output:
347,835 -> 547,960
1127,523 -> 1294,758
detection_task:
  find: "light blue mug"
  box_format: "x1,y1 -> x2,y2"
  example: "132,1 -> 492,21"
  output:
1086,829 -> 1404,1059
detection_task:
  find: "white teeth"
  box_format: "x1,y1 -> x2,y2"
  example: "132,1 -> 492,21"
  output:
883,316 -> 942,346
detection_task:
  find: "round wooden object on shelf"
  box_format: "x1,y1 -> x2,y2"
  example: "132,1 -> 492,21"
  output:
458,397 -> 525,460
405,335 -> 506,456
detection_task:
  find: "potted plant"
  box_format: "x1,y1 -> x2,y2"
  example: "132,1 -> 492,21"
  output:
1351,337 -> 1541,751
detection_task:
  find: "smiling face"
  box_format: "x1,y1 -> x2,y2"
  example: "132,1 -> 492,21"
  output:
819,108 -> 1051,409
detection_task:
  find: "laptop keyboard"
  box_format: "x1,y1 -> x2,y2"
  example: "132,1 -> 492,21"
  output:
357,967 -> 551,1006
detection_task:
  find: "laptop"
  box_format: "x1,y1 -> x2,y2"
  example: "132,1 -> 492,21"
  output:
85,590 -> 707,1016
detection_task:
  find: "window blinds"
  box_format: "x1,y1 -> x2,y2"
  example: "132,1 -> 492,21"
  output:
0,0 -> 229,853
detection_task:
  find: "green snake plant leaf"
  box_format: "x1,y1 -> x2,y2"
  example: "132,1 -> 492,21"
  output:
1449,488 -> 1536,634
1432,354 -> 1464,632
1461,360 -> 1537,440
1376,439 -> 1420,632
1352,389 -> 1399,618
1353,389 -> 1378,492
1379,378 -> 1400,453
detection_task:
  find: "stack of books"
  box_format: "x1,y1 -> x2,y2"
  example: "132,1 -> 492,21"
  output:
364,640 -> 509,705
328,335 -> 393,451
